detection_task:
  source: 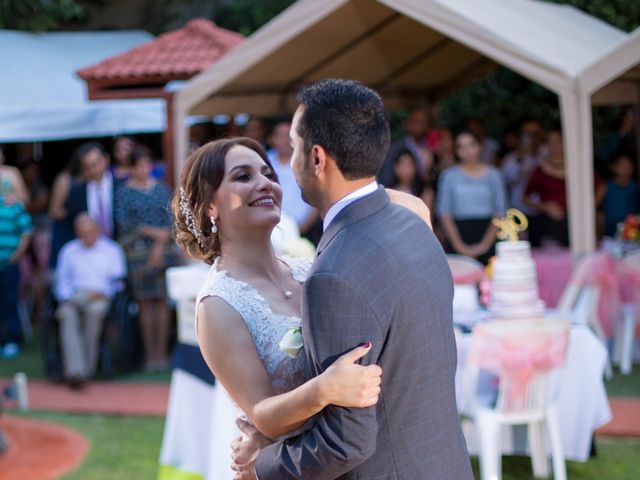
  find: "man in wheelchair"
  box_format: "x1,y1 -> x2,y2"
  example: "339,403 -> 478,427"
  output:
54,213 -> 126,389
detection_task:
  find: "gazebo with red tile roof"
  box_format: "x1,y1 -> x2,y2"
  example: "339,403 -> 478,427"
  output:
77,18 -> 244,185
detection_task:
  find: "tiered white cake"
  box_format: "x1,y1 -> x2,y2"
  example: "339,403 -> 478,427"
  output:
489,240 -> 545,318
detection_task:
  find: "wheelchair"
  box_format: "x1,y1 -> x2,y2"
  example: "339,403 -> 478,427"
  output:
42,278 -> 143,381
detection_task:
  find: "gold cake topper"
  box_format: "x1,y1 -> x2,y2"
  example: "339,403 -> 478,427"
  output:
492,208 -> 528,241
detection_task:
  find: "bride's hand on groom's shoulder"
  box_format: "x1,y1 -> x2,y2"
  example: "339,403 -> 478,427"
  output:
386,189 -> 433,229
231,418 -> 272,480
318,343 -> 382,409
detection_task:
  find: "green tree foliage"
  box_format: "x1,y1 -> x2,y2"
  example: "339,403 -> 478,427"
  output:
551,0 -> 640,33
214,0 -> 295,36
0,0 -> 88,31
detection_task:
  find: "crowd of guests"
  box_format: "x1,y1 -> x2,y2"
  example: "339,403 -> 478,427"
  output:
376,108 -> 639,264
0,137 -> 175,389
214,109 -> 637,265
0,120 -> 323,389
0,107 -> 637,389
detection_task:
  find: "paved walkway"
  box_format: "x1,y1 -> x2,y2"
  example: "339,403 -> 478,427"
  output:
3,379 -> 639,435
597,398 -> 640,438
15,379 -> 169,416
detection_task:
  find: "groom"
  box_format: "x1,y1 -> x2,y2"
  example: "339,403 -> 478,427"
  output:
235,79 -> 473,479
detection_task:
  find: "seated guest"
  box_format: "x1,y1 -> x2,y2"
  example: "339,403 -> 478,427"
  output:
522,129 -> 569,247
55,213 -> 126,388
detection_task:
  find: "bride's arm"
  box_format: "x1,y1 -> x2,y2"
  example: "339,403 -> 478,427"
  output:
197,296 -> 381,440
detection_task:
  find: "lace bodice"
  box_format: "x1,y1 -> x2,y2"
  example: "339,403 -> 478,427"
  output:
195,257 -> 312,394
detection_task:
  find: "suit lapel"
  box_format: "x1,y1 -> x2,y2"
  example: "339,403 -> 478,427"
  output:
316,186 -> 389,256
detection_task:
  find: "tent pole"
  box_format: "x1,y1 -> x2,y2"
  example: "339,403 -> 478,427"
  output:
163,92 -> 175,189
173,100 -> 189,187
560,91 -> 596,258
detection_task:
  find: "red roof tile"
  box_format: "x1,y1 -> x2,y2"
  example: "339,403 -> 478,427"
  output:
77,18 -> 244,85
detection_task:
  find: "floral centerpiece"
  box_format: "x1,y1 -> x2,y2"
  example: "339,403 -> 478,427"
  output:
610,214 -> 640,257
618,214 -> 640,243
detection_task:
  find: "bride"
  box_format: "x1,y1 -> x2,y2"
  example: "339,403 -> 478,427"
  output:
173,137 -> 429,477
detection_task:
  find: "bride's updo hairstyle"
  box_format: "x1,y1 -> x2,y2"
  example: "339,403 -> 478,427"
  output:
173,137 -> 278,264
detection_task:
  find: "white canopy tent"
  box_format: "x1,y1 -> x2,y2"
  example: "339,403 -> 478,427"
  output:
0,29 -> 165,143
576,28 -> 640,197
580,28 -> 640,107
174,0 -> 629,256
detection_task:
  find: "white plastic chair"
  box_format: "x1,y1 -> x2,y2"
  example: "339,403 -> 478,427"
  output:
462,318 -> 570,480
613,251 -> 640,374
555,251 -> 616,378
447,254 -> 486,284
447,254 -> 486,315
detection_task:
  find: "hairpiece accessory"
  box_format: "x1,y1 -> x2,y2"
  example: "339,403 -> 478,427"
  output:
210,216 -> 218,234
179,187 -> 205,247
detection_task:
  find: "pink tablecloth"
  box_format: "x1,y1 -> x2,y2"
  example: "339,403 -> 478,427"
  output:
532,248 -> 574,308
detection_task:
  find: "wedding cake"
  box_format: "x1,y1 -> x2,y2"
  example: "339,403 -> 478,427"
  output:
489,240 -> 545,319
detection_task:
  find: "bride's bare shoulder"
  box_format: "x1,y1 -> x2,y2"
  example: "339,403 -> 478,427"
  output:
197,295 -> 249,347
385,188 -> 432,229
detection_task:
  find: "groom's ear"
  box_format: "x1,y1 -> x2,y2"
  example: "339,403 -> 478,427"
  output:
312,145 -> 328,177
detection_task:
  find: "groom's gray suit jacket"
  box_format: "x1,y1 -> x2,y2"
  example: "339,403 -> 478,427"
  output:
256,187 -> 473,479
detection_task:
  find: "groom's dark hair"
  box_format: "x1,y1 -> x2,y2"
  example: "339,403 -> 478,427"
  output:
296,79 -> 390,180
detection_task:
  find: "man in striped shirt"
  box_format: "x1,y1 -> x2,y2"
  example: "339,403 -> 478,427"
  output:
0,191 -> 32,359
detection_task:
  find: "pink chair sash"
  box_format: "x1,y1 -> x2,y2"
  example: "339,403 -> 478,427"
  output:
573,253 -> 621,338
468,321 -> 569,410
617,264 -> 640,336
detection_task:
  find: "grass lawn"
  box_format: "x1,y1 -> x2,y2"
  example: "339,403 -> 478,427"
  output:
470,437 -> 640,479
13,410 -> 639,480
605,368 -> 640,397
1,327 -> 169,478
18,410 -> 165,480
1,328 -> 639,479
13,409 -> 639,480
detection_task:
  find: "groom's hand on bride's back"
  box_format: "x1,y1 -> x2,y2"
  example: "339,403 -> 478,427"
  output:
231,418 -> 272,480
319,343 -> 382,409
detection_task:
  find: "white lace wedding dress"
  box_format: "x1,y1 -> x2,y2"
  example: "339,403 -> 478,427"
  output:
195,256 -> 311,479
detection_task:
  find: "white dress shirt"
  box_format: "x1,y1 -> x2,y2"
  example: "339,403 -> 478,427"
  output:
87,171 -> 114,238
323,181 -> 378,231
55,236 -> 126,302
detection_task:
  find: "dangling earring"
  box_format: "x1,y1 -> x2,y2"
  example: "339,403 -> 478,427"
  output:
210,216 -> 218,234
